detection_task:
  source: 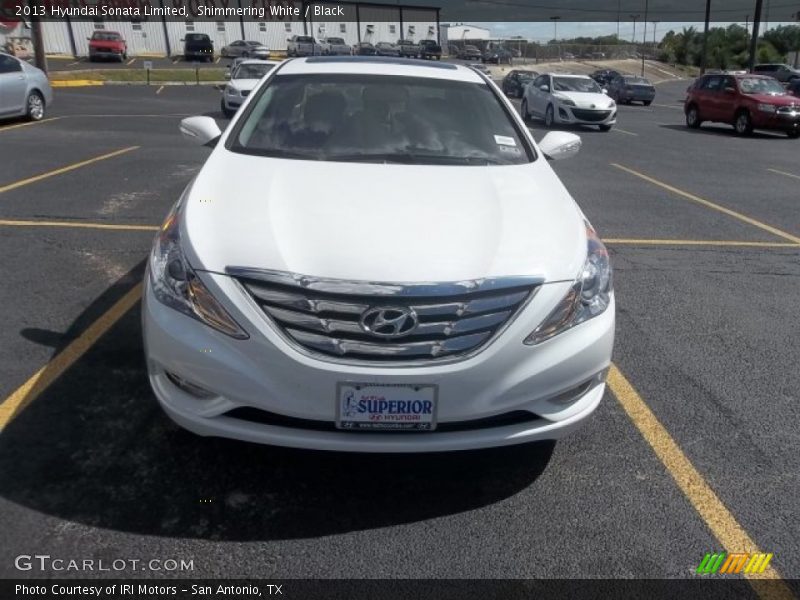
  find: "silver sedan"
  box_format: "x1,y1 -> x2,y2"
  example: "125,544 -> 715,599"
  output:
0,53 -> 53,122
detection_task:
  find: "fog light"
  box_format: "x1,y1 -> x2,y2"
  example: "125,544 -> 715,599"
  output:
548,369 -> 607,405
165,372 -> 216,399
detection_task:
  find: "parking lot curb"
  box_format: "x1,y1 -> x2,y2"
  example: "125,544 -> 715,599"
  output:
50,80 -> 105,87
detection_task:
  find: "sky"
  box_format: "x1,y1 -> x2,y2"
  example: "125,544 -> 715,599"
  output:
473,21 -> 793,43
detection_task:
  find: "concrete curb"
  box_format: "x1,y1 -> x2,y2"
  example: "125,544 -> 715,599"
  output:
50,80 -> 105,88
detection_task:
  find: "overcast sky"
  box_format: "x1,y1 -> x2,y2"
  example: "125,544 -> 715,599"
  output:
474,21 -> 792,42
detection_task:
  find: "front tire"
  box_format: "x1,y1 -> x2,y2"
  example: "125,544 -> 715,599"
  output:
520,98 -> 531,122
544,104 -> 555,128
644,100 -> 652,106
686,105 -> 702,128
220,99 -> 235,119
26,91 -> 45,121
734,110 -> 753,136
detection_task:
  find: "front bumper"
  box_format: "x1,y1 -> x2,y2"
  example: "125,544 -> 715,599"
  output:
555,104 -> 617,126
753,109 -> 800,133
143,271 -> 615,452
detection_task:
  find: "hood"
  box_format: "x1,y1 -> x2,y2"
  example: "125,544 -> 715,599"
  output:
228,79 -> 261,92
182,153 -> 587,284
745,93 -> 799,106
556,91 -> 615,109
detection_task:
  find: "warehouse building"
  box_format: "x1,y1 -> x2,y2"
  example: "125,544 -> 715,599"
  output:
2,1 -> 439,58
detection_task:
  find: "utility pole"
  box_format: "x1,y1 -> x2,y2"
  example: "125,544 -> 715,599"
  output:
641,0 -> 649,76
617,0 -> 621,38
630,15 -> 640,45
748,0 -> 764,72
30,17 -> 47,74
700,0 -> 711,74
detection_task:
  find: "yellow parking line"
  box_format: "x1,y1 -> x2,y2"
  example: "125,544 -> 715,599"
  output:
0,146 -> 139,195
0,283 -> 142,431
0,117 -> 62,132
0,219 -> 158,232
767,168 -> 800,181
156,85 -> 164,95
652,103 -> 682,109
608,365 -> 792,598
604,238 -> 800,248
127,58 -> 136,65
612,128 -> 638,136
215,56 -> 221,64
611,163 -> 800,244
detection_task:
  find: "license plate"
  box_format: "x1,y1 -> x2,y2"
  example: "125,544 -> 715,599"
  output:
336,383 -> 437,431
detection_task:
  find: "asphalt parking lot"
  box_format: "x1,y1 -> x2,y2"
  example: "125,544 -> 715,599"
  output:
0,79 -> 798,593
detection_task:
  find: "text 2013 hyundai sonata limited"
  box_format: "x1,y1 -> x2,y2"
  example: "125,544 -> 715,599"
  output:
143,57 -> 615,452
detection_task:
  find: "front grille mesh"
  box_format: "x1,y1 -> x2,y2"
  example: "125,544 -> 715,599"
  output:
232,269 -> 539,363
572,108 -> 612,122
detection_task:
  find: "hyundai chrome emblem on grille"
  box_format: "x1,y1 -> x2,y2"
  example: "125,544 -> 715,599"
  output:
359,306 -> 419,338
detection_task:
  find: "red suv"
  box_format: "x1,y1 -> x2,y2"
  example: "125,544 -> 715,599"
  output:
88,31 -> 127,62
685,73 -> 800,138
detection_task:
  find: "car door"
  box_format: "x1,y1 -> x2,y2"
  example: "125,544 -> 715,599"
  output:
715,76 -> 738,123
698,75 -> 724,121
0,55 -> 27,115
530,75 -> 549,115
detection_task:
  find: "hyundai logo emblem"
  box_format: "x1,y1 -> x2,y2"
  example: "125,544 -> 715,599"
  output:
359,306 -> 419,338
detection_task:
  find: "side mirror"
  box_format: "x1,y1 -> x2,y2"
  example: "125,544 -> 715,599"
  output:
179,116 -> 222,147
539,131 -> 582,161
540,84 -> 549,92
602,88 -> 608,94
86,38 -> 90,41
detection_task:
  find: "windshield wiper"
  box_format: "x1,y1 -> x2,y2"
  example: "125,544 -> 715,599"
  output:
329,152 -> 511,165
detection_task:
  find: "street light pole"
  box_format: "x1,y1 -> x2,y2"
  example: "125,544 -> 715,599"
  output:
700,0 -> 712,74
550,16 -> 561,59
641,0 -> 649,76
630,15 -> 640,45
748,0 -> 764,72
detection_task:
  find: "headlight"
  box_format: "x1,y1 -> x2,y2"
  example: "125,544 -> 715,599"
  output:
149,200 -> 249,340
758,103 -> 777,113
525,223 -> 612,345
553,93 -> 576,107
226,86 -> 239,96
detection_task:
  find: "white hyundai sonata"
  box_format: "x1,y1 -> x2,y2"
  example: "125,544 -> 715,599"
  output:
143,56 -> 615,452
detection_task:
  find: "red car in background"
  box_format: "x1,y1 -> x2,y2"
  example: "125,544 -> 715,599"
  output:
685,73 -> 800,138
88,31 -> 127,62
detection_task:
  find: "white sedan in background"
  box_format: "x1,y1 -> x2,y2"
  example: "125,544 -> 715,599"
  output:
0,53 -> 53,122
522,73 -> 617,132
147,57 -> 614,453
221,59 -> 279,118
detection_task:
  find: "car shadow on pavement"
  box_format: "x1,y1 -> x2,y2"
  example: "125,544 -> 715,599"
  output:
0,265 -> 554,541
658,123 -> 788,140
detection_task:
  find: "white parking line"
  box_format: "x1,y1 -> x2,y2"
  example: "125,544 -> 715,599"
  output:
652,103 -> 682,110
156,86 -> 165,95
767,168 -> 800,181
127,58 -> 136,65
613,128 -> 638,136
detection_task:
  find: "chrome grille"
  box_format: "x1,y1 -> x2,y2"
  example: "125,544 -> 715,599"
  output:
229,268 -> 541,363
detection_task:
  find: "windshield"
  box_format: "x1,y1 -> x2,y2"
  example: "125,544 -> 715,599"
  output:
518,72 -> 536,81
738,77 -> 786,95
233,64 -> 273,80
230,74 -> 531,165
296,36 -> 314,43
186,34 -> 209,42
327,38 -> 345,44
625,76 -> 649,84
92,32 -> 121,41
553,77 -> 602,93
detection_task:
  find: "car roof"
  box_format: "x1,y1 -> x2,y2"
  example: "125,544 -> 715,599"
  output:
237,59 -> 280,66
545,73 -> 591,79
280,56 -> 483,83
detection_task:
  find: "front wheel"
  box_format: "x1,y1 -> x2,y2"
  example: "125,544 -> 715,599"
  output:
520,99 -> 530,122
734,111 -> 753,136
220,99 -> 235,119
544,104 -> 555,128
26,91 -> 45,121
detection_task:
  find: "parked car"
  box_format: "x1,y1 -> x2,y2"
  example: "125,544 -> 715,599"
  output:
396,39 -> 420,58
154,56 -> 614,452
319,37 -> 351,56
88,30 -> 127,62
590,69 -> 621,87
522,73 -> 617,131
220,60 -> 278,118
458,45 -> 482,61
354,42 -> 377,56
182,33 -> 213,62
482,47 -> 513,65
685,73 -> 800,138
287,35 -> 318,57
0,52 -> 53,122
501,69 -> 538,97
418,39 -> 442,60
220,40 -> 269,60
562,52 -> 576,60
606,75 -> 656,105
788,78 -> 800,98
374,42 -> 399,57
753,64 -> 800,83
